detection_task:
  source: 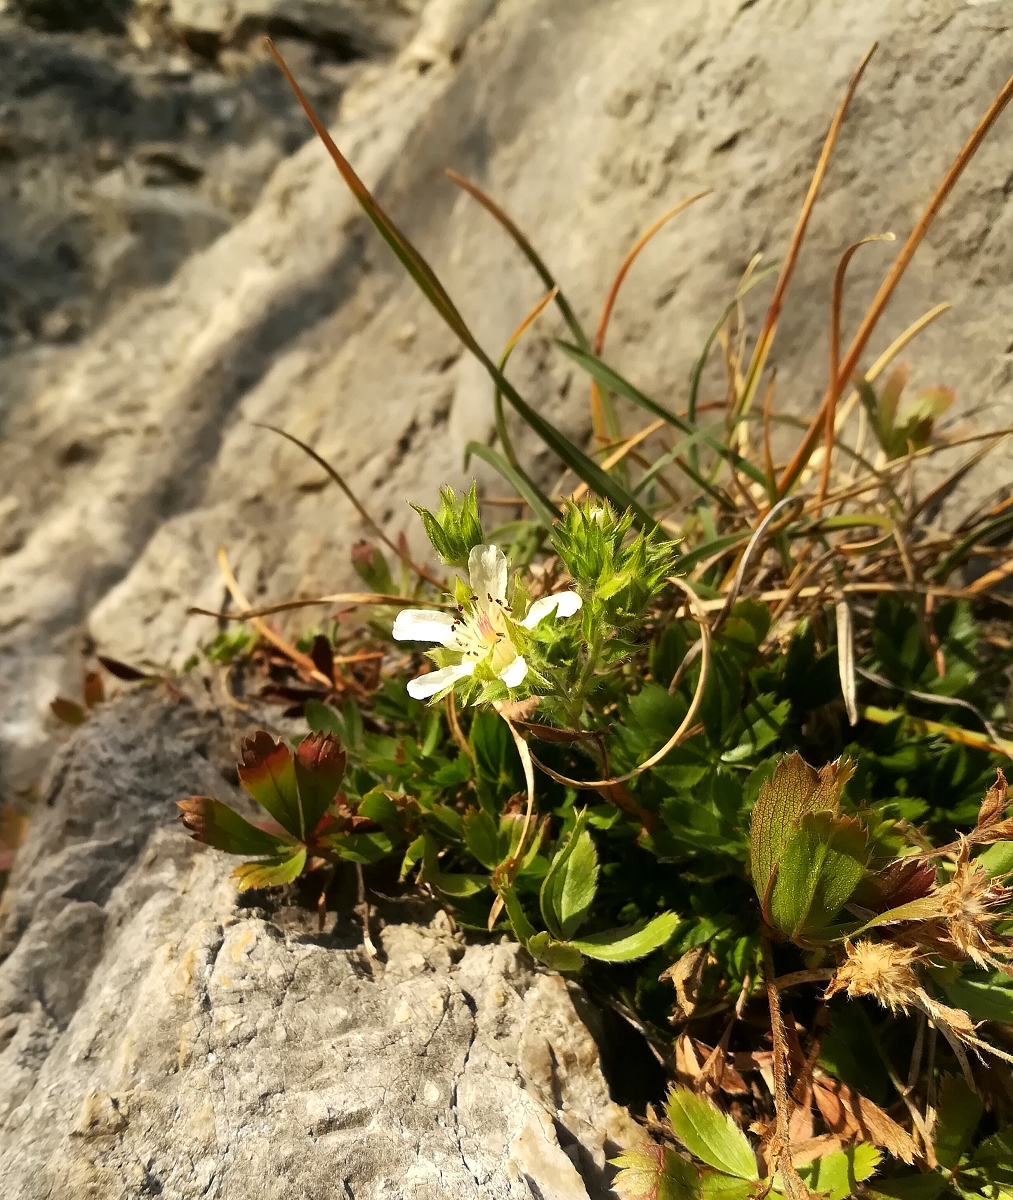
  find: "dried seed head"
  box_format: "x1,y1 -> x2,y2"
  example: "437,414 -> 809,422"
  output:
940,841 -> 1013,971
825,939 -> 923,1013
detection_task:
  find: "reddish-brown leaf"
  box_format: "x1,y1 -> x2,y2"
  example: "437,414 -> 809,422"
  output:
97,655 -> 149,682
868,858 -> 938,912
82,670 -> 105,709
295,732 -> 347,834
309,635 -> 334,685
237,733 -> 303,838
50,697 -> 86,726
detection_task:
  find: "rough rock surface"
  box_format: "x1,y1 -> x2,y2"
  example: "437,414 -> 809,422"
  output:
0,692 -> 647,1198
1,0 -> 1011,786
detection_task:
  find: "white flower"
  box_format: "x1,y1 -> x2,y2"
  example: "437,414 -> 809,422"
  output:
393,544 -> 581,700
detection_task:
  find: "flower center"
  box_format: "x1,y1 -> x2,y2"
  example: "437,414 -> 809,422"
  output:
450,596 -> 514,666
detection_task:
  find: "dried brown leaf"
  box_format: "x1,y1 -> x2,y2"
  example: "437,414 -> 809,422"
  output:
977,768 -> 1010,830
50,697 -> 86,726
661,944 -> 709,1020
812,1075 -> 917,1163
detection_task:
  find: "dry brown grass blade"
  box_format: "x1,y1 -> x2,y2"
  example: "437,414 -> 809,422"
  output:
780,67 -> 1013,496
739,44 -> 878,419
816,233 -> 896,518
215,547 -> 333,688
488,703 -> 538,929
570,419 -> 666,503
762,936 -> 812,1199
967,556 -> 1013,595
529,578 -> 711,789
189,591 -> 451,620
590,191 -> 711,441
254,422 -> 442,588
762,368 -> 778,488
445,693 -> 473,760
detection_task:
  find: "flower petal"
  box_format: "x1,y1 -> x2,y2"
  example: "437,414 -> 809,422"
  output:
393,609 -> 457,645
468,544 -> 508,605
497,655 -> 528,689
520,590 -> 583,628
406,661 -> 476,700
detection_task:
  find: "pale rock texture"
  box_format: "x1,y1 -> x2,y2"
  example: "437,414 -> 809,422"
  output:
0,692 -> 646,1198
1,1 -> 1011,783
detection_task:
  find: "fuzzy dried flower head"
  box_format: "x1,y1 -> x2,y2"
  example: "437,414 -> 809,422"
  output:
824,939 -> 924,1012
940,841 -> 1013,971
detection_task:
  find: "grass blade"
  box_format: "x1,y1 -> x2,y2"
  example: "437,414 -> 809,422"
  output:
591,190 -> 711,441
464,442 -> 558,528
266,39 -> 475,350
445,169 -> 589,351
270,43 -> 656,528
780,64 -> 1013,496
495,287 -> 559,469
740,44 -> 878,422
632,421 -> 727,496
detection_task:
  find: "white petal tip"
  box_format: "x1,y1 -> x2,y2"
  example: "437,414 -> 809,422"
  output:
498,655 -> 528,689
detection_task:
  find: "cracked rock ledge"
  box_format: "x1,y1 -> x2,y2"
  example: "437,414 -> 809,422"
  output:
0,692 -> 647,1199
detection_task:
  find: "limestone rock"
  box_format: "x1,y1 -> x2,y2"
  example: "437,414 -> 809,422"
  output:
1,0 -> 1011,794
0,694 -> 646,1198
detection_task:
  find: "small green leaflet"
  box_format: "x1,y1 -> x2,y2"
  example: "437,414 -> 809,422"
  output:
665,1087 -> 759,1181
526,932 -> 585,972
767,811 -> 867,939
231,847 -> 307,891
540,809 -> 595,939
793,1145 -> 880,1200
570,912 -> 680,963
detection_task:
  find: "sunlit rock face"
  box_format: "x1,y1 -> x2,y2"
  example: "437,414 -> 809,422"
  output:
0,0 -> 1010,792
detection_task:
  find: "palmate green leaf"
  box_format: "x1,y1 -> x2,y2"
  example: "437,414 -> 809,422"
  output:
293,732 -> 346,835
699,1176 -> 756,1200
973,1128 -> 1013,1185
935,1075 -> 983,1171
465,442 -> 559,529
237,732 -> 304,840
570,911 -> 680,962
558,824 -> 598,938
768,811 -> 867,939
942,972 -> 1013,1024
176,797 -> 294,858
400,834 -> 426,881
231,846 -> 307,891
540,809 -> 594,939
526,931 -> 585,971
611,1145 -> 702,1200
329,831 -> 396,865
305,699 -> 343,737
749,752 -> 822,911
665,1087 -> 758,1181
976,838 -> 1013,878
792,1145 -> 880,1200
721,694 -> 791,764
